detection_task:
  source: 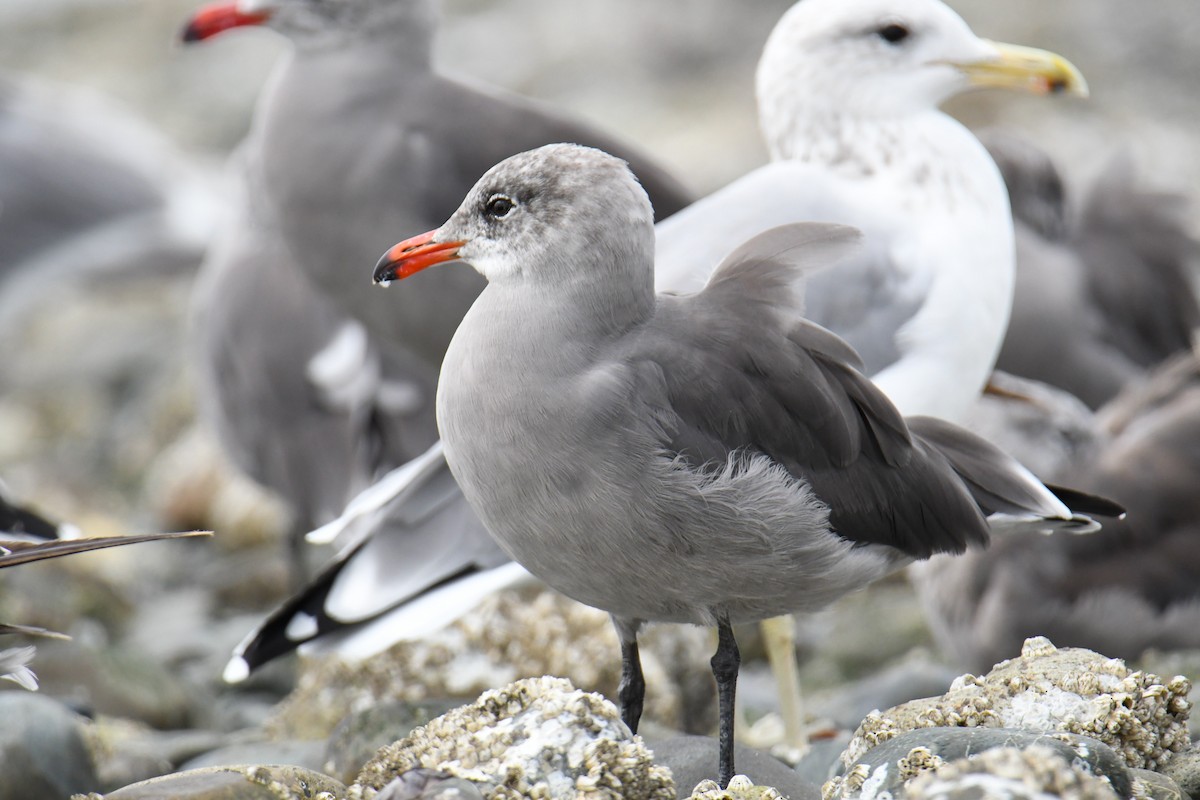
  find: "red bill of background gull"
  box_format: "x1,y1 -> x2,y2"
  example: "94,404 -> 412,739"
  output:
181,0 -> 692,597
371,143 -> 1118,786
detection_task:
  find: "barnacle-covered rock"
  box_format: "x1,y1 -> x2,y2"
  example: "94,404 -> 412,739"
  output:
842,637 -> 1191,770
687,775 -> 784,800
349,676 -> 675,800
823,728 -> 1133,800
85,764 -> 348,799
904,746 -> 1122,800
271,588 -> 713,739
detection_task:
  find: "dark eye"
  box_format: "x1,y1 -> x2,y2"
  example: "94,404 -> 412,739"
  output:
485,194 -> 515,219
876,23 -> 910,44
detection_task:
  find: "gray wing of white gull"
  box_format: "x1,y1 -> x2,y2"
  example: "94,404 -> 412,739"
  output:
988,133 -> 1200,408
654,162 -> 923,378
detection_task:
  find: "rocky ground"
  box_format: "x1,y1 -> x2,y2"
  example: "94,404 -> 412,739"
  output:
0,1 -> 1198,799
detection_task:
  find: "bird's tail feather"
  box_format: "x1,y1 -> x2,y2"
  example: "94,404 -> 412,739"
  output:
909,416 -> 1114,535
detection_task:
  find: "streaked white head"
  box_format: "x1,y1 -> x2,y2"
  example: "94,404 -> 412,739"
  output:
756,0 -> 1086,159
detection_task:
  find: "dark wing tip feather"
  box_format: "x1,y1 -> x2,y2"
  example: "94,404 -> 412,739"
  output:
1043,484 -> 1126,520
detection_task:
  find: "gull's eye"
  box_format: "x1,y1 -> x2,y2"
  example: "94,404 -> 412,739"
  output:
876,23 -> 911,44
485,194 -> 515,219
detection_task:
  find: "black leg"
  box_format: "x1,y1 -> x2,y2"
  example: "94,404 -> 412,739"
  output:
711,619 -> 740,789
618,637 -> 645,733
612,616 -> 645,734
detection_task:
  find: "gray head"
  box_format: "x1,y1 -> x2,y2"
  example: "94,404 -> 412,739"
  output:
374,144 -> 656,290
182,0 -> 437,47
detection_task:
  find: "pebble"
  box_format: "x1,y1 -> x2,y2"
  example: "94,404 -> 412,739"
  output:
90,765 -> 346,800
0,692 -> 98,800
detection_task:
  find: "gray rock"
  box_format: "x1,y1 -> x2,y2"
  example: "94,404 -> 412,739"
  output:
646,735 -> 820,800
179,740 -> 327,773
1162,747 -> 1200,800
843,639 -> 1192,772
0,691 -> 98,800
902,745 -> 1121,800
324,699 -> 460,783
1130,768 -> 1187,800
86,721 -> 230,792
792,736 -> 851,786
27,638 -> 200,729
376,769 -> 486,800
97,765 -> 345,799
809,655 -> 960,730
827,728 -> 1132,799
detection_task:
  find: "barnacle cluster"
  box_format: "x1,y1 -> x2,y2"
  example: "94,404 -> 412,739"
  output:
843,637 -> 1191,770
271,588 -> 711,738
349,676 -> 675,800
905,746 -> 1121,800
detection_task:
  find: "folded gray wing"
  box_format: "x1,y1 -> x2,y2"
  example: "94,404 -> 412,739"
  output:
625,224 -> 990,558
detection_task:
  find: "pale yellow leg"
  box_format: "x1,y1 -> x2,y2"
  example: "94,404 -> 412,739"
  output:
760,613 -> 807,754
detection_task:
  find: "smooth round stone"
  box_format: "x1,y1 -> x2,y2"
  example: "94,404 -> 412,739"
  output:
646,735 -> 820,800
1162,747 -> 1200,800
324,699 -> 460,783
836,727 -> 1133,799
1129,768 -> 1187,800
0,692 -> 98,800
101,765 -> 345,799
376,769 -> 486,800
179,740 -> 328,773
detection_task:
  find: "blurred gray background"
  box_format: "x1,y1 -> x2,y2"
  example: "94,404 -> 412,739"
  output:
0,0 -> 1196,523
3,0 -> 1198,192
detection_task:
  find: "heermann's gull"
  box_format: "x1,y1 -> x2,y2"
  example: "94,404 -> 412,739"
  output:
986,132 -> 1200,409
182,0 -> 691,586
219,0 -> 1087,730
917,348 -> 1200,671
372,143 -> 1116,786
656,0 -> 1086,424
190,148 -> 440,577
183,0 -> 693,366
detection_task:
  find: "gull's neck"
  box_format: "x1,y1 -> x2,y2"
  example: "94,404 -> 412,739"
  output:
762,106 -> 1016,425
764,108 -> 1003,216
287,7 -> 436,70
